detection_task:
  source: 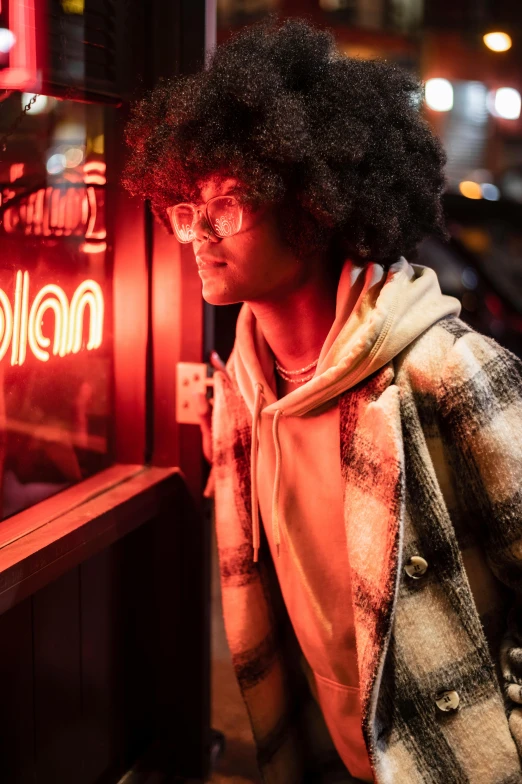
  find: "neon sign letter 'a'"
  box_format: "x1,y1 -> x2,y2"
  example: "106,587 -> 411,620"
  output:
0,272 -> 104,365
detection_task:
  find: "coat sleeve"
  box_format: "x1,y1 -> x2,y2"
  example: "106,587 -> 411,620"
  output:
437,328 -> 522,749
203,353 -> 236,500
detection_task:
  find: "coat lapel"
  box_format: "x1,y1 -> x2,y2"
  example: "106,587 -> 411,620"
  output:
339,363 -> 405,760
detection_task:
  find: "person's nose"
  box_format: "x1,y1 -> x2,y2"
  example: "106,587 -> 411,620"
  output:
192,208 -> 214,242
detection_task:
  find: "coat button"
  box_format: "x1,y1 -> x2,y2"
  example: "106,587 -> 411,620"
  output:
435,690 -> 460,713
404,555 -> 428,579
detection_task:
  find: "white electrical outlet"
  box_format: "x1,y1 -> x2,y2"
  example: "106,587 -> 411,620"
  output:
176,362 -> 210,424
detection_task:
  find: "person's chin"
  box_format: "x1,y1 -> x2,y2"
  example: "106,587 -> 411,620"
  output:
201,288 -> 241,306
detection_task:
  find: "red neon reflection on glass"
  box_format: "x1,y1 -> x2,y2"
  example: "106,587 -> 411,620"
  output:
10,163 -> 24,182
3,163 -> 107,240
1,271 -> 104,365
0,0 -> 37,89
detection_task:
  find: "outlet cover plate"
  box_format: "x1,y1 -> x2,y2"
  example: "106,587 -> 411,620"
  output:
176,362 -> 208,424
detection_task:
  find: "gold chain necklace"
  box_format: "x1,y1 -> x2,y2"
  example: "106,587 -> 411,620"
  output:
274,356 -> 320,384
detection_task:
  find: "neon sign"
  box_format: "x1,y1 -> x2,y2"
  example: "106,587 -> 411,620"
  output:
1,163 -> 107,253
1,271 -> 104,365
0,0 -> 38,90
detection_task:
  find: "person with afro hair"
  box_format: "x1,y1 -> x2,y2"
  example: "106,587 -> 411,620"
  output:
124,16 -> 522,784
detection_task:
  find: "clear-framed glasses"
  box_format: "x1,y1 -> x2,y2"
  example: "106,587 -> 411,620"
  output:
166,195 -> 243,243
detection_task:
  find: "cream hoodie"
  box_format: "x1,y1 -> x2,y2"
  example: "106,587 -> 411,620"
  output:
231,257 -> 461,782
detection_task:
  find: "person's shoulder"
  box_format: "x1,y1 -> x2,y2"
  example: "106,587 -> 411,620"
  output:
395,315 -> 468,394
412,313 -> 474,354
436,320 -> 522,422
436,318 -> 521,380
397,315 -> 522,399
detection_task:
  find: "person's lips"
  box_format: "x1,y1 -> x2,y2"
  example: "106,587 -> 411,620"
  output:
196,255 -> 227,270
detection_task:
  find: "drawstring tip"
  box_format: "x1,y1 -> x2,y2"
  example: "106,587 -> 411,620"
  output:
253,546 -> 259,563
276,542 -> 280,558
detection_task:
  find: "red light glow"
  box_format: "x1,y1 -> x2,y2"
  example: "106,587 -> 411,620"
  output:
3,183 -> 105,239
485,293 -> 503,318
2,271 -> 104,365
0,0 -> 37,89
9,163 -> 24,182
85,186 -> 106,239
80,241 -> 107,254
83,161 -> 106,185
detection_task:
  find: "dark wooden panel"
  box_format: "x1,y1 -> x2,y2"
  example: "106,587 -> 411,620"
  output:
0,597 -> 34,784
80,546 -> 122,784
33,568 -> 83,784
118,518 -> 157,771
156,477 -> 211,780
0,469 -> 208,783
113,480 -> 210,779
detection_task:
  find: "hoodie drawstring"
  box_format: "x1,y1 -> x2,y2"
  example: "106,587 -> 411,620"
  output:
251,382 -> 283,564
251,383 -> 263,563
271,409 -> 283,559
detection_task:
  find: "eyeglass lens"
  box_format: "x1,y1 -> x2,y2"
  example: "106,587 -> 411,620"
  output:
171,205 -> 197,242
207,196 -> 242,237
170,196 -> 242,243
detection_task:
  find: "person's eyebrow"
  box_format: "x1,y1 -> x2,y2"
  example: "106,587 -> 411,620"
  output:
197,183 -> 240,204
215,183 -> 241,199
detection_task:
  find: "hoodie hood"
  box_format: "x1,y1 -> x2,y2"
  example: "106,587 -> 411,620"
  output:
233,257 -> 461,562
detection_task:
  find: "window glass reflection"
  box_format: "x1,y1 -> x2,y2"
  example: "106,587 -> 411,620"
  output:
0,95 -> 113,519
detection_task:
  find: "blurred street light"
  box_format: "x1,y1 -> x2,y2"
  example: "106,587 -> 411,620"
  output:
459,181 -> 482,199
490,87 -> 521,120
46,153 -> 66,175
481,183 -> 500,200
0,28 -> 16,54
483,32 -> 512,53
61,0 -> 84,12
425,78 -> 453,112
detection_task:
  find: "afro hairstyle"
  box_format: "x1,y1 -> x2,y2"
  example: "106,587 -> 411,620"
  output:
122,15 -> 449,269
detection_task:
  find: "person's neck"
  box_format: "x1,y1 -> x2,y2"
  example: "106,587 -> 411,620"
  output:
248,262 -> 340,372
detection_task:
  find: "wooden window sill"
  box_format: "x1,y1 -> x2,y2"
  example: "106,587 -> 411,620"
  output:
0,464 -> 185,613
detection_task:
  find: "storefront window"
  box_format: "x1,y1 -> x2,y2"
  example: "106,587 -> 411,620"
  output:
0,95 -> 113,518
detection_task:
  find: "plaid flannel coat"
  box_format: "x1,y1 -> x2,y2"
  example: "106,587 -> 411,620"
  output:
209,313 -> 522,783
